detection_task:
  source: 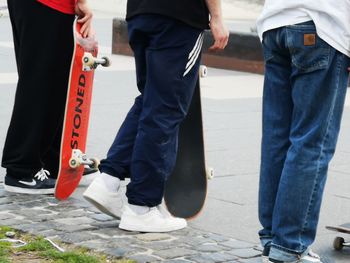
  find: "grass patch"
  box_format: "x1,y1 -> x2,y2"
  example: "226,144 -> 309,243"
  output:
0,226 -> 134,263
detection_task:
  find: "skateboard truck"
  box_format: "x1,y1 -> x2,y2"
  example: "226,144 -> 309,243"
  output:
69,149 -> 100,169
82,52 -> 111,71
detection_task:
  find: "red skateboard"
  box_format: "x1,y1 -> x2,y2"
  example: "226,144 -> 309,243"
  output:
55,19 -> 110,200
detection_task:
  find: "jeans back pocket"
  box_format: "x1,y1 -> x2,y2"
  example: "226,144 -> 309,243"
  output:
286,23 -> 331,73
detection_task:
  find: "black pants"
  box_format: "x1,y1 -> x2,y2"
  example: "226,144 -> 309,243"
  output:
2,0 -> 75,179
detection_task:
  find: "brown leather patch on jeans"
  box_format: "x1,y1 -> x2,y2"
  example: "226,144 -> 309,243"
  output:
304,34 -> 316,46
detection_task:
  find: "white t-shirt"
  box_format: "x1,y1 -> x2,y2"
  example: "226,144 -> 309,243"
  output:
256,0 -> 350,57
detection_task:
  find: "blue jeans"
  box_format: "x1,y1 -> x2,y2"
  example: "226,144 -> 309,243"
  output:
259,21 -> 350,261
99,15 -> 203,207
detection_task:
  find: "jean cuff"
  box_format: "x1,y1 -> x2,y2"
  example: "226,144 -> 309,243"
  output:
99,165 -> 125,180
269,243 -> 307,261
260,237 -> 273,248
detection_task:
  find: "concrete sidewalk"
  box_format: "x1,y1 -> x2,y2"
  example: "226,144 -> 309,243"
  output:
1,10 -> 350,263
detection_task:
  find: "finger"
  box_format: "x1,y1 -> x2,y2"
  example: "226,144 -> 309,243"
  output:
214,37 -> 225,50
220,37 -> 228,49
80,20 -> 91,34
209,42 -> 220,51
77,15 -> 89,23
78,12 -> 92,23
80,23 -> 87,36
211,40 -> 220,50
80,24 -> 90,38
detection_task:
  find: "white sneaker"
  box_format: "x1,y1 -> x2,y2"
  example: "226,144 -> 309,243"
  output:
83,175 -> 121,219
269,249 -> 322,263
119,204 -> 187,232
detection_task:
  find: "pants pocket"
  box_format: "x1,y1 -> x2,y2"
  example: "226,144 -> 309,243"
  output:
286,23 -> 331,73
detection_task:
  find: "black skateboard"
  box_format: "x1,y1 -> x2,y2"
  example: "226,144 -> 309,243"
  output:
164,66 -> 213,220
326,223 -> 350,251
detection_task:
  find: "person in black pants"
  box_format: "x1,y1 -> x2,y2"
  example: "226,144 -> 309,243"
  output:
2,0 -> 93,195
84,0 -> 229,232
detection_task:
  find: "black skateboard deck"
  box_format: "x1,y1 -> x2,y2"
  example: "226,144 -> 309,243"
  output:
164,66 -> 211,219
326,223 -> 350,250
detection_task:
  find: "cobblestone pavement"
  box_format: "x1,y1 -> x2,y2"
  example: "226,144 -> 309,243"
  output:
0,185 -> 262,263
1,6 -> 350,263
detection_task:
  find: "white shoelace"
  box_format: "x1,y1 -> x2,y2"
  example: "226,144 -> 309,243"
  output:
34,169 -> 50,181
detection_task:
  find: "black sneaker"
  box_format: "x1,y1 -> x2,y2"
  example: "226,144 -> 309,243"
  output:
4,169 -> 56,195
262,244 -> 271,263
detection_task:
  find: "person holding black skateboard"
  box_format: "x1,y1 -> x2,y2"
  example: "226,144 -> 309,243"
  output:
2,0 -> 93,194
256,1 -> 350,262
84,0 -> 229,232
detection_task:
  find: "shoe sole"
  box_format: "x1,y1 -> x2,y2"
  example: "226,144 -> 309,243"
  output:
119,221 -> 187,233
262,256 -> 269,263
4,184 -> 54,195
83,185 -> 121,219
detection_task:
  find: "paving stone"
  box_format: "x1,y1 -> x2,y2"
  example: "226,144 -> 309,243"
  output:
196,244 -> 229,252
0,219 -> 31,226
204,233 -> 230,243
17,222 -> 61,233
128,253 -> 161,262
36,229 -> 65,239
221,239 -> 256,249
11,208 -> 53,218
0,212 -> 15,220
54,216 -> 95,225
162,260 -> 194,263
45,202 -> 78,212
0,197 -> 12,205
19,200 -> 52,208
135,233 -> 172,242
78,239 -> 110,251
0,204 -> 21,211
179,236 -> 209,246
59,224 -> 97,232
154,248 -> 197,259
134,240 -> 182,251
239,257 -> 262,263
90,220 -> 120,229
229,248 -> 261,259
89,213 -> 114,222
89,228 -> 123,238
53,209 -> 90,219
103,246 -> 140,257
71,199 -> 93,208
58,232 -> 97,243
186,252 -> 239,263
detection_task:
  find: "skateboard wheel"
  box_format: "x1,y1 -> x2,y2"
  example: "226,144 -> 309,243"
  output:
69,158 -> 80,169
101,56 -> 111,67
89,158 -> 100,169
206,167 -> 214,180
199,65 -> 208,78
333,237 -> 345,251
82,52 -> 94,67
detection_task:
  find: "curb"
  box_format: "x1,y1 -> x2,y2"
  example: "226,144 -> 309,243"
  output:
112,18 -> 264,74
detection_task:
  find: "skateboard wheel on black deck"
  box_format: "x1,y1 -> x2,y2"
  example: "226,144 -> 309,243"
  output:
333,236 -> 345,251
199,65 -> 208,78
206,167 -> 214,180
